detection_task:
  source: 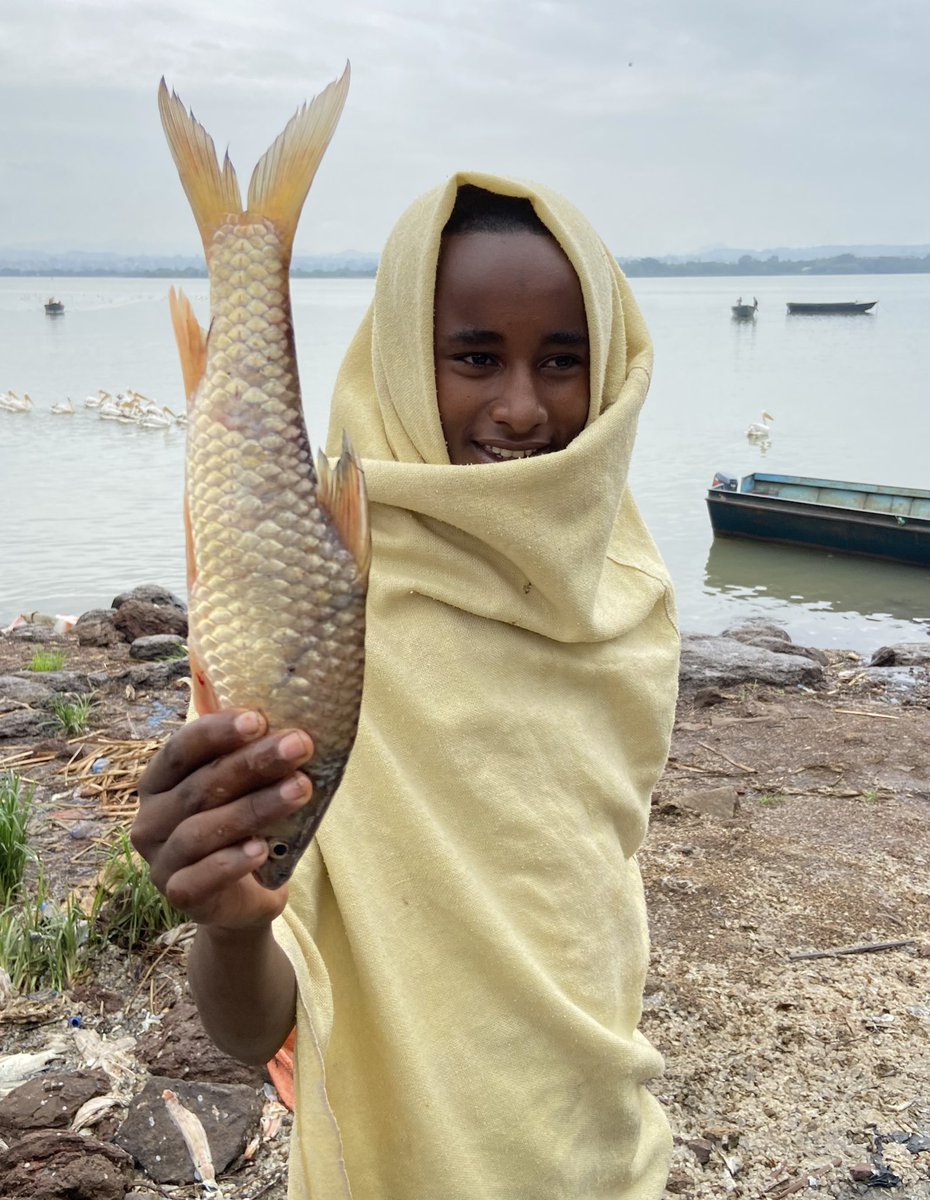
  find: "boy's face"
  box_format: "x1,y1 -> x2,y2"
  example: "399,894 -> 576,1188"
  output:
433,231 -> 590,466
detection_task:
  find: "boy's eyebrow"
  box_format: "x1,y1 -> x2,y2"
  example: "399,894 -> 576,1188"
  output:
441,328 -> 588,346
443,328 -> 504,345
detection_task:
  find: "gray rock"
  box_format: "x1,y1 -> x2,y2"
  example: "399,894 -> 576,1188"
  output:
73,609 -> 120,647
123,658 -> 191,689
6,624 -> 68,645
115,1075 -> 263,1183
722,622 -> 829,665
28,670 -> 95,695
0,1129 -> 134,1200
0,1070 -> 110,1138
0,675 -> 53,709
870,642 -> 930,668
111,584 -> 187,613
681,786 -> 740,819
0,710 -> 49,740
129,635 -> 187,662
113,599 -> 188,641
680,634 -> 825,689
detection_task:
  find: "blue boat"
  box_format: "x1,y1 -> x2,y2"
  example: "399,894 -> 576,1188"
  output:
706,472 -> 930,566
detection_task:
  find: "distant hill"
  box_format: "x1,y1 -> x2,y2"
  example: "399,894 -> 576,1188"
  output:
0,245 -> 927,278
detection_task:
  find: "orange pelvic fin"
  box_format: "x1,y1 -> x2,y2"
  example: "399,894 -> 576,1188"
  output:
316,432 -> 371,580
169,287 -> 208,409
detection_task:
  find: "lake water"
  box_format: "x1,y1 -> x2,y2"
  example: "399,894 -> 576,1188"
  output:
1,273 -> 927,653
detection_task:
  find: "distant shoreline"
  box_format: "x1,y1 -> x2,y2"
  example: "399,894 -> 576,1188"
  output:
2,254 -> 928,280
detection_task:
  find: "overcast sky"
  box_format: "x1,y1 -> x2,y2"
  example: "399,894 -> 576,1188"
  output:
0,0 -> 926,259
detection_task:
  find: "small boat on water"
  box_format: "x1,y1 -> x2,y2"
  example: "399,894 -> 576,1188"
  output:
44,297 -> 65,315
731,297 -> 758,319
786,300 -> 877,315
706,472 -> 930,566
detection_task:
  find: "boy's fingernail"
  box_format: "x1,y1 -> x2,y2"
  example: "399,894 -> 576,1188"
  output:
243,838 -> 267,859
280,774 -> 309,801
234,711 -> 264,738
278,731 -> 311,761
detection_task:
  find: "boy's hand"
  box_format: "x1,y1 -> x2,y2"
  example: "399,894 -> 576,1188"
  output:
132,710 -> 315,930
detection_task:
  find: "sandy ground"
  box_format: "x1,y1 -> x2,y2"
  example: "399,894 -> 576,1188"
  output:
1,631 -> 929,1198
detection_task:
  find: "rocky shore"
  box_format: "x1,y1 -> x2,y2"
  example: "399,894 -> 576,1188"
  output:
1,584 -> 929,1199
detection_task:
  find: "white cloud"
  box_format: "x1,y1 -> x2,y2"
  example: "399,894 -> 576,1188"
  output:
0,0 -> 926,257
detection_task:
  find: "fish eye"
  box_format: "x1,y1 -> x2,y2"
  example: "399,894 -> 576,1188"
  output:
270,841 -> 290,858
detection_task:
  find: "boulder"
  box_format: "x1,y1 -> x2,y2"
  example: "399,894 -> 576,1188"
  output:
0,1129 -> 134,1200
0,1070 -> 110,1138
680,634 -> 825,689
870,642 -> 930,668
0,675 -> 53,710
73,609 -> 120,647
113,599 -> 187,641
115,1075 -> 263,1183
129,635 -> 186,662
111,584 -> 186,613
135,1002 -> 264,1087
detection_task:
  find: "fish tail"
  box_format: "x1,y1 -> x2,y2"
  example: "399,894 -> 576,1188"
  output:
316,431 -> 371,581
157,78 -> 244,249
245,63 -> 350,259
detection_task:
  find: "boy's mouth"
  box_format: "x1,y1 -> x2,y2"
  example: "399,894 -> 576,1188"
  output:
478,442 -> 548,461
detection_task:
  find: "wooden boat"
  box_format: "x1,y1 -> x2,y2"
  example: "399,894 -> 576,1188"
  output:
706,472 -> 930,566
731,296 -> 758,319
44,298 -> 65,315
785,300 -> 877,315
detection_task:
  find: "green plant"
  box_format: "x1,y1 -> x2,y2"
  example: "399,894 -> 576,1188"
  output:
0,771 -> 33,904
758,794 -> 785,808
0,876 -> 92,993
92,829 -> 186,951
48,693 -> 93,736
26,647 -> 65,672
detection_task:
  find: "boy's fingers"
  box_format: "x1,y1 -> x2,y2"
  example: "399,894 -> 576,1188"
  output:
153,775 -> 313,885
139,710 -> 268,797
162,844 -> 277,916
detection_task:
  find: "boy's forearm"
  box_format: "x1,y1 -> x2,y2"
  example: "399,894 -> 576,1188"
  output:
188,923 -> 297,1065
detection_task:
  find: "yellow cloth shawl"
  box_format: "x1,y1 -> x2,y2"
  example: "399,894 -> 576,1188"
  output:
274,171 -> 680,1199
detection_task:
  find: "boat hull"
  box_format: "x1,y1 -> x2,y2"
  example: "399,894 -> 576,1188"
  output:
706,473 -> 930,567
786,301 -> 877,315
731,305 -> 756,319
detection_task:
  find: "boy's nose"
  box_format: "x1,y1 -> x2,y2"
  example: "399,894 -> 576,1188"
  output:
490,369 -> 545,433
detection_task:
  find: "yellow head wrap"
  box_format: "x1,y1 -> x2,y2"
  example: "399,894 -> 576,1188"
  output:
276,171 -> 679,1200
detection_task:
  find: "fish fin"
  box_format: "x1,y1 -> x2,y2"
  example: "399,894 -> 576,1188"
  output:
315,432 -> 371,580
169,287 -> 209,407
246,63 -> 350,258
158,77 -> 243,248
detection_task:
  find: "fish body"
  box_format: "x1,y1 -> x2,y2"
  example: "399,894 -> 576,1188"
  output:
158,69 -> 369,888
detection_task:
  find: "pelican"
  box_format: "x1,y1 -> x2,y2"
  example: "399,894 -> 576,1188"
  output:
0,391 -> 33,412
746,410 -> 774,440
51,396 -> 75,415
137,405 -> 175,428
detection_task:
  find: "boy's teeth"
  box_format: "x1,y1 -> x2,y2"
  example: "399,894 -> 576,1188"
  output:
488,446 -> 537,459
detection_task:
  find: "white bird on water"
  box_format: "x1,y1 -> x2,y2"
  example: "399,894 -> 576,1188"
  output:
746,410 -> 774,440
51,397 -> 75,415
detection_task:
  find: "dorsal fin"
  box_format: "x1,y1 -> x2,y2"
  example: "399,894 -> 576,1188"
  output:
315,431 -> 371,581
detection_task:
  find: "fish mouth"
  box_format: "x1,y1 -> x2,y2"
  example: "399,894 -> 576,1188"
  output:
475,442 -> 550,462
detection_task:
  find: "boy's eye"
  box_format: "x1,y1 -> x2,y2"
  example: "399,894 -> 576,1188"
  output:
543,354 -> 583,370
457,352 -> 497,368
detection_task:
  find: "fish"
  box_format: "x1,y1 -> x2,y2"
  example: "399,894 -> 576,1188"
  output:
157,67 -> 369,889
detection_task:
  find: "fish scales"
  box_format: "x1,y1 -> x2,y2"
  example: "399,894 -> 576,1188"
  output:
159,68 -> 367,888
